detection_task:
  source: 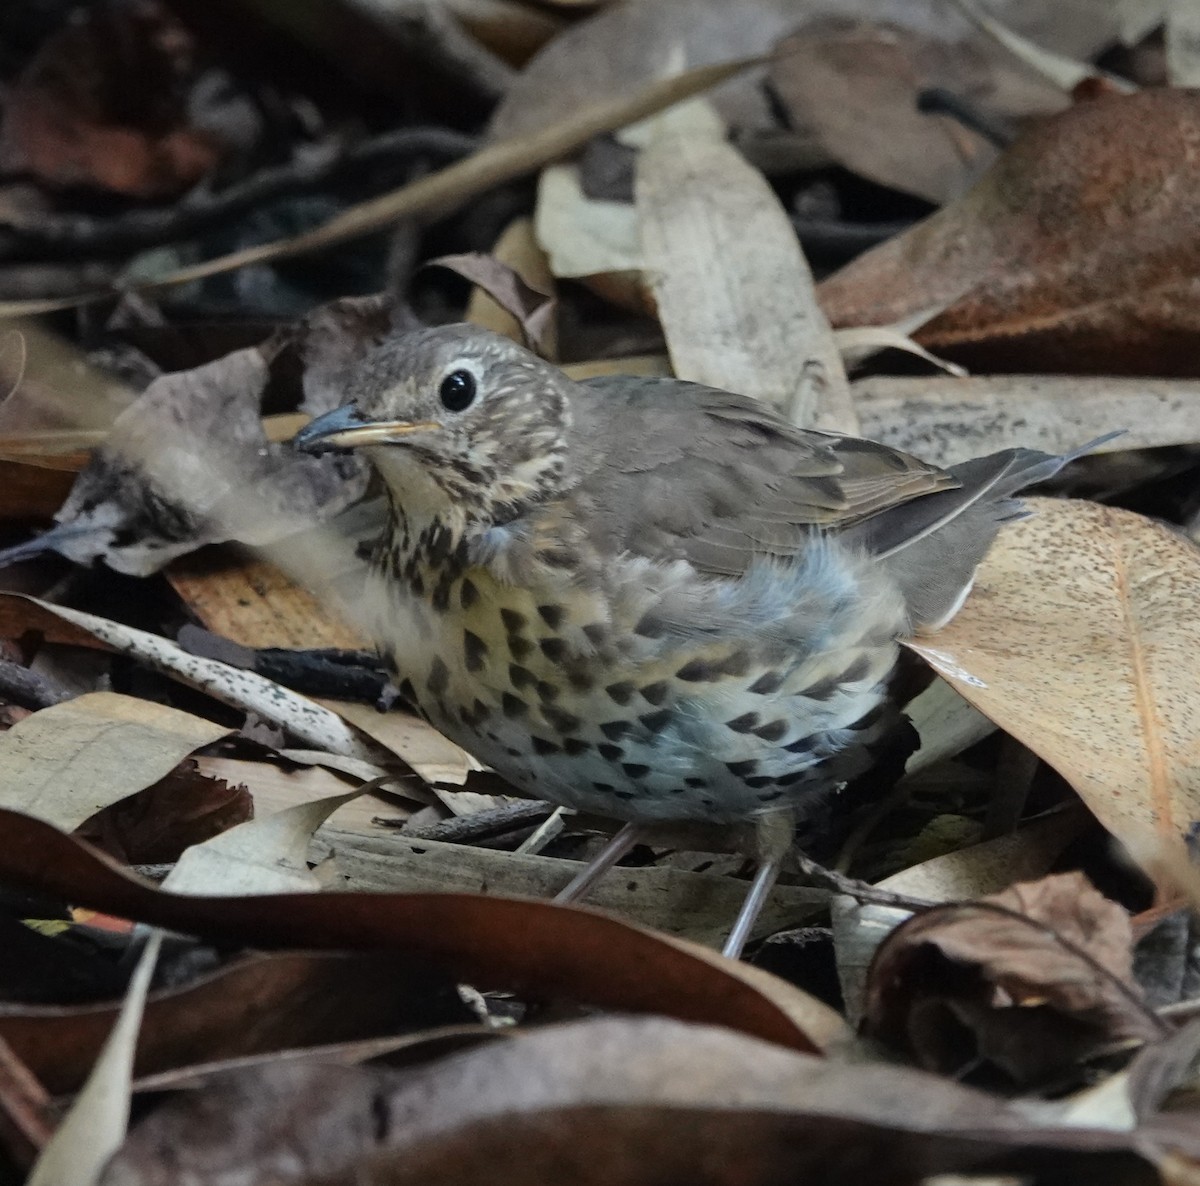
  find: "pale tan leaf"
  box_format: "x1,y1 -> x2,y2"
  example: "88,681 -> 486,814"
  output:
0,692 -> 229,831
834,327 -> 967,377
1167,0 -> 1200,85
163,791 -> 363,895
636,98 -> 854,430
27,930 -> 161,1186
852,374 -> 1200,469
905,499 -> 1200,864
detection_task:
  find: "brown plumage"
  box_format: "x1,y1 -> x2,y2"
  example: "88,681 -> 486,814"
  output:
296,324 -> 1095,948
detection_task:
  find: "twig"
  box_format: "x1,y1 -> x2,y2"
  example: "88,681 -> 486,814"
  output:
397,801 -> 554,845
0,127 -> 479,261
792,852 -> 938,912
0,658 -> 73,710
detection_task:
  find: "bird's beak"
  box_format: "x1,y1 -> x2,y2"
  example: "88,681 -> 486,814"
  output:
293,405 -> 441,453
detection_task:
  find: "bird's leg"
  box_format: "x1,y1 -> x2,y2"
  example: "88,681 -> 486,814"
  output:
722,809 -> 795,960
554,821 -> 646,904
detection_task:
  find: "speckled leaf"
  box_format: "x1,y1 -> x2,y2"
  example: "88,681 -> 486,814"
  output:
905,499 -> 1200,865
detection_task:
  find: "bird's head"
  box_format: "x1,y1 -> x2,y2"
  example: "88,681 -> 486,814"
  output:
295,324 -> 573,531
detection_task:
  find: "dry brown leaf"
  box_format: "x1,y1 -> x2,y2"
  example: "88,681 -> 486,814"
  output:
0,692 -> 229,832
0,456 -> 78,523
101,1016 -> 1158,1186
0,949 -> 470,1096
0,3 -> 220,198
0,808 -> 846,1056
769,21 -> 1008,205
852,373 -> 1200,468
167,552 -> 370,651
820,90 -> 1200,376
77,759 -> 253,865
905,499 -> 1200,866
863,872 -> 1164,1085
636,100 -> 853,430
428,252 -> 556,356
464,218 -> 558,358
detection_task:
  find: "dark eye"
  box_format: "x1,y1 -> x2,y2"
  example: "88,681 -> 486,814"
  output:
439,369 -> 476,412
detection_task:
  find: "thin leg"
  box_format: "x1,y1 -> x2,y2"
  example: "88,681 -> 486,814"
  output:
722,857 -> 783,959
721,809 -> 795,960
554,821 -> 645,904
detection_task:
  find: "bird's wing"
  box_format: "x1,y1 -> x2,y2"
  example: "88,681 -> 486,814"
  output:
561,376 -> 957,579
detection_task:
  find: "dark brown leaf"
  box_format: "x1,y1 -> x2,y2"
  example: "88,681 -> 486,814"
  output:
863,872 -> 1165,1086
427,254 -> 556,356
0,948 -> 471,1095
0,808 -> 845,1055
101,1017 -> 1160,1186
819,90 -> 1200,376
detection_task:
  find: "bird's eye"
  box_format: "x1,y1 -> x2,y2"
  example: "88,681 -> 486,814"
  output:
438,369 -> 477,412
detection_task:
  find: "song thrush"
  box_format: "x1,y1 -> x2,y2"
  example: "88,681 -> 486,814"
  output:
296,324 -> 1095,954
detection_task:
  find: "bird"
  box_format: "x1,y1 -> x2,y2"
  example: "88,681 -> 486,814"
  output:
295,323 -> 1103,956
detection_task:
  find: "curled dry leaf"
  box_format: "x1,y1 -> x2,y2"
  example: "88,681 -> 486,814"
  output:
0,808 -> 846,1056
0,692 -> 229,832
820,90 -> 1200,376
102,1016 -> 1158,1186
50,346 -> 367,576
863,872 -> 1164,1085
427,253 -> 556,356
0,949 -> 471,1095
904,499 -> 1200,870
769,21 -> 1015,206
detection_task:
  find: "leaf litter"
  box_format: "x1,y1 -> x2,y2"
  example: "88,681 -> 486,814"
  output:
0,4 -> 1198,1183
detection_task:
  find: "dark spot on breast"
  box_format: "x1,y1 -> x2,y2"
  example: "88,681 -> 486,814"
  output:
606,681 -> 635,706
593,782 -> 615,793
638,709 -> 673,734
804,675 -> 839,700
640,681 -> 669,705
676,658 -> 718,682
725,712 -> 760,734
754,719 -> 788,742
410,570 -> 426,597
432,576 -> 453,613
757,790 -> 785,802
744,775 -> 776,789
459,578 -> 479,610
842,655 -> 871,683
622,763 -> 650,779
600,720 -> 633,741
563,738 -> 590,756
501,609 -> 526,634
543,706 -> 582,734
536,680 -> 559,703
539,637 -> 567,664
502,693 -> 528,718
684,777 -> 706,788
509,664 -> 535,690
537,604 -> 564,629
748,671 -> 784,695
427,524 -> 452,563
539,546 -> 577,569
463,630 -> 488,672
615,790 -> 637,801
598,743 -> 624,762
582,623 -> 608,647
532,736 -> 560,756
784,736 -> 817,754
426,657 -> 449,696
634,611 -> 667,639
720,651 -> 751,677
566,668 -> 595,693
397,678 -> 417,705
725,759 -> 757,777
509,636 -> 535,660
